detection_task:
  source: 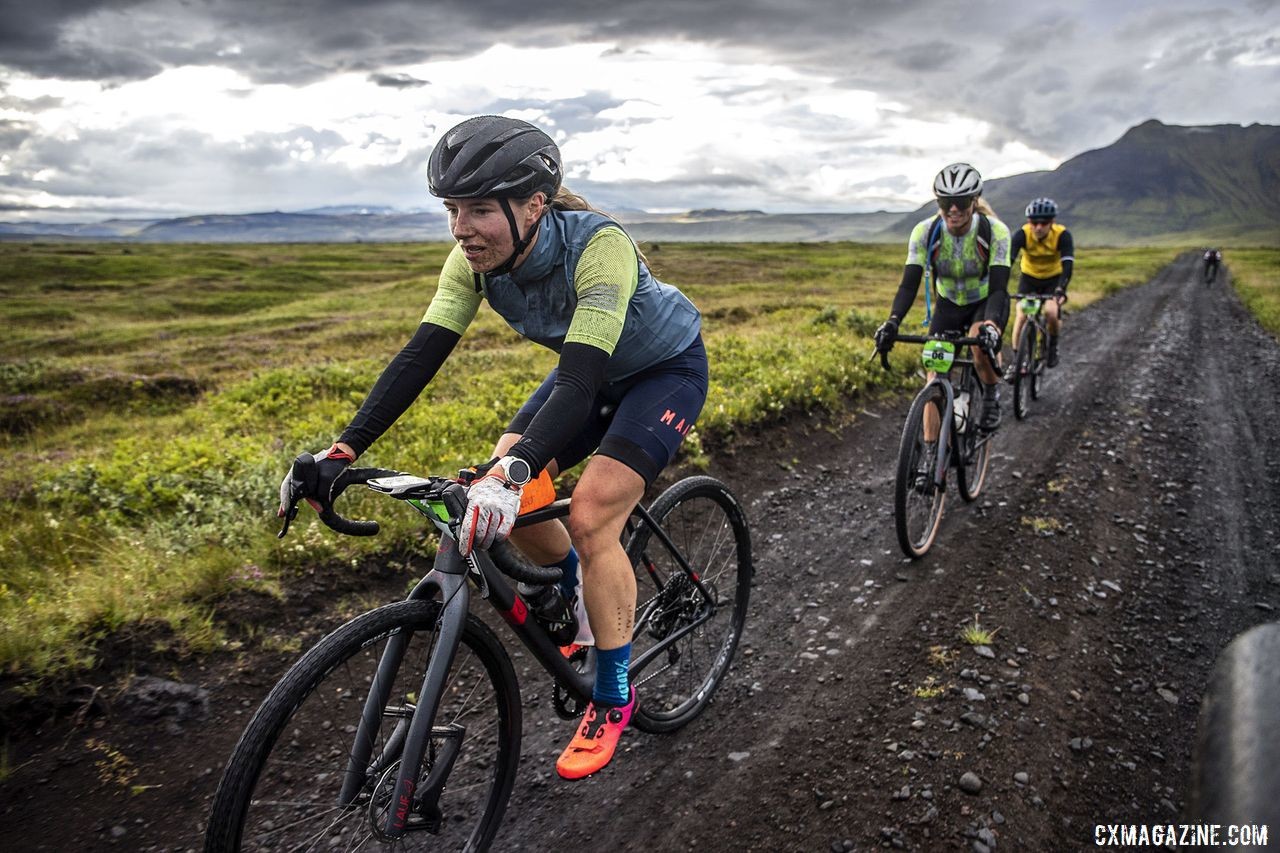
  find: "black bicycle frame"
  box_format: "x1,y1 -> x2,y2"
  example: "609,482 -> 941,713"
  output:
340,491 -> 719,838
894,333 -> 988,490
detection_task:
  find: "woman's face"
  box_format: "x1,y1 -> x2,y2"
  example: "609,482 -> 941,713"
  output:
1029,219 -> 1054,239
445,195 -> 543,273
937,195 -> 977,235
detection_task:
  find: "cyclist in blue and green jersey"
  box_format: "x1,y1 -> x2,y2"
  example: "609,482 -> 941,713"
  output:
1007,197 -> 1073,369
277,115 -> 707,781
874,163 -> 1012,432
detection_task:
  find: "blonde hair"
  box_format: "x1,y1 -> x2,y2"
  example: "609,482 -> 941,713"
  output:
550,186 -> 602,213
976,197 -> 997,219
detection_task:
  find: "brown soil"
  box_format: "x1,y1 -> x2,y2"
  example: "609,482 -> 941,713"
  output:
3,253 -> 1279,852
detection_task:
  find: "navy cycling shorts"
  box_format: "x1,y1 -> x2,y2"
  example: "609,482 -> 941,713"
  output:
507,335 -> 709,485
1017,272 -> 1061,296
928,297 -> 988,335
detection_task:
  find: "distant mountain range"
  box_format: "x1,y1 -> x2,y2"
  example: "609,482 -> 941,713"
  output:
2,120 -> 1274,245
880,120 -> 1280,246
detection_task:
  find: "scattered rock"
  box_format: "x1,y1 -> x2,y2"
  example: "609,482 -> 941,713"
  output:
959,771 -> 983,794
116,677 -> 209,724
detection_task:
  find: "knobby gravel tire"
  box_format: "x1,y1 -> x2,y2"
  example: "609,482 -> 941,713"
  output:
894,385 -> 948,558
1013,324 -> 1033,421
1030,325 -> 1046,401
205,599 -> 521,853
957,371 -> 991,503
625,475 -> 753,734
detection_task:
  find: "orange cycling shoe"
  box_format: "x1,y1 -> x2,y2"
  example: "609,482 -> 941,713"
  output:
555,687 -> 636,780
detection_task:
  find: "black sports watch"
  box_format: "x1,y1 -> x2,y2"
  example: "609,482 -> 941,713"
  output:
497,455 -> 533,488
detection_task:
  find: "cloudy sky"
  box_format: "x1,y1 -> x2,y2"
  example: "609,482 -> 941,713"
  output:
1,0 -> 1277,222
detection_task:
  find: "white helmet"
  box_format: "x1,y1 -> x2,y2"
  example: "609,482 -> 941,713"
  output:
933,163 -> 983,197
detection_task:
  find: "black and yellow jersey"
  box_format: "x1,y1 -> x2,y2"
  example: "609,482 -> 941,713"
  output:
1011,223 -> 1074,278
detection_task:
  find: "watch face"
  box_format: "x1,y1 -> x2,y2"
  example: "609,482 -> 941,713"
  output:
505,458 -> 532,486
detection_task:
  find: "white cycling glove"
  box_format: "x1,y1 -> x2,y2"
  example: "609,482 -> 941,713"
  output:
458,473 -> 523,556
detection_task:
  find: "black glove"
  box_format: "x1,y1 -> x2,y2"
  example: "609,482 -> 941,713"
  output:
977,323 -> 1002,356
1054,286 -> 1067,303
874,318 -> 899,353
278,444 -> 355,520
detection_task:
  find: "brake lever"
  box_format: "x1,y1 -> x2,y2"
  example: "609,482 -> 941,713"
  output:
277,500 -> 299,539
870,345 -> 892,371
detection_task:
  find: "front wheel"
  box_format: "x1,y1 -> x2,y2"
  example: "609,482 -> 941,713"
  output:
205,599 -> 521,853
626,476 -> 753,734
1012,324 -> 1033,420
894,384 -> 948,558
1030,324 -> 1046,400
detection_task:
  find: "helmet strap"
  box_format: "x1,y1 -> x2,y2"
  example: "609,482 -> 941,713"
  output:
489,198 -> 542,277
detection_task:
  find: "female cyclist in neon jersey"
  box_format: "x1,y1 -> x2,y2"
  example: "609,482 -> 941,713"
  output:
873,162 -> 1012,431
1007,197 -> 1074,370
277,115 -> 707,781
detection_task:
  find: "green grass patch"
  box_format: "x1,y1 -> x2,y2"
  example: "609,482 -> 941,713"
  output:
1226,249 -> 1280,340
1,240 -> 1177,680
959,615 -> 999,646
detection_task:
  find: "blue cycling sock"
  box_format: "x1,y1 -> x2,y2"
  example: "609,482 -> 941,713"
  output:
548,547 -> 579,601
592,643 -> 631,707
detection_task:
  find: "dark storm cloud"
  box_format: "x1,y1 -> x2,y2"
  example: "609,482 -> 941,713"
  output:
0,120 -> 32,149
2,0 -> 1276,219
369,72 -> 429,88
0,0 -> 930,85
4,0 -> 1275,155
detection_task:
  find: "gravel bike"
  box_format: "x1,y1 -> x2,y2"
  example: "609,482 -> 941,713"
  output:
1009,295 -> 1053,420
205,455 -> 752,851
879,332 -> 996,559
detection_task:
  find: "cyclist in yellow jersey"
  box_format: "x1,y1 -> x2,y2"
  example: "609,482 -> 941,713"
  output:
1007,198 -> 1074,371
278,116 -> 707,781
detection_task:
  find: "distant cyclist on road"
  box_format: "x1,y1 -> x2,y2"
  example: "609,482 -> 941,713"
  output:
1203,247 -> 1222,284
277,115 -> 708,781
1007,198 -> 1074,371
874,162 -> 1012,432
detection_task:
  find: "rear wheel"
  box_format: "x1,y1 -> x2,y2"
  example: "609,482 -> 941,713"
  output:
957,373 -> 992,502
205,600 -> 521,852
894,384 -> 948,558
626,476 -> 753,734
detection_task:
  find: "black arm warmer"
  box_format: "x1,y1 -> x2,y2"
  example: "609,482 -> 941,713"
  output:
507,342 -> 610,474
1009,227 -> 1026,268
983,265 -> 1011,331
889,265 -> 925,321
1059,230 -> 1075,291
337,322 -> 461,456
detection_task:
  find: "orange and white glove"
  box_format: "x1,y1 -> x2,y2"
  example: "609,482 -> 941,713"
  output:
457,471 -> 523,556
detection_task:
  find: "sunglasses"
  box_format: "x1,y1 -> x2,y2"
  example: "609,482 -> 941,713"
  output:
937,195 -> 976,212
1029,218 -> 1054,226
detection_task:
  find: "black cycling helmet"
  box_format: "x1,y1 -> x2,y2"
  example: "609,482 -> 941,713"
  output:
933,163 -> 983,197
428,115 -> 562,200
1026,197 -> 1058,219
429,115 -> 564,276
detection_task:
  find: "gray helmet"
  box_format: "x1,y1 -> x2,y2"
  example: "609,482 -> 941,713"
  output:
1026,197 -> 1058,219
933,163 -> 983,197
427,115 -> 562,200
